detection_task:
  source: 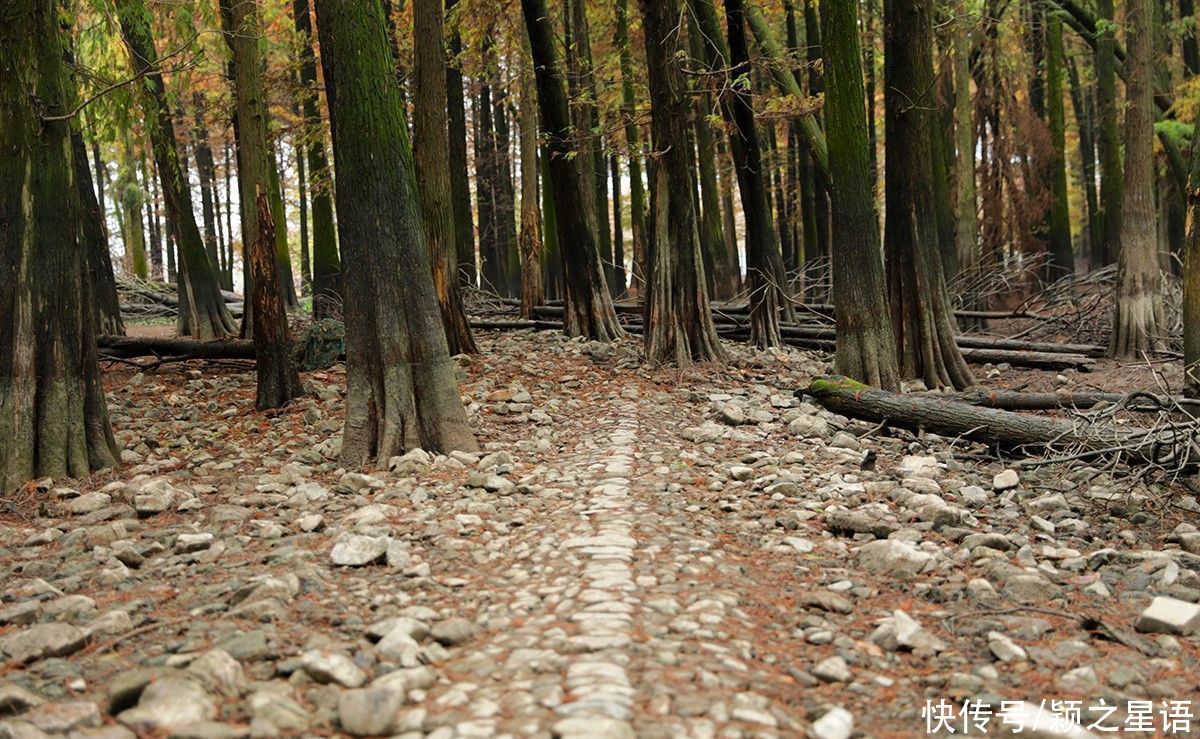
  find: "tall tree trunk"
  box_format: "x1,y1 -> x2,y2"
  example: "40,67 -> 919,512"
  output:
822,0 -> 900,390
192,93 -> 221,275
445,0 -> 476,288
118,146 -> 149,279
1096,0 -> 1123,267
1045,16 -> 1074,278
413,0 -> 477,354
540,145 -> 563,301
953,3 -> 980,312
476,80 -> 501,292
74,132 -> 125,337
1066,53 -> 1100,266
117,0 -> 236,339
716,136 -> 741,296
293,89 -> 310,296
615,0 -> 649,290
143,155 -> 163,280
1110,0 -> 1165,357
521,0 -> 623,340
884,0 -> 974,389
1,0 -> 119,490
802,0 -> 832,262
249,192 -> 303,409
692,0 -> 785,346
266,145 -> 299,310
222,139 -> 236,290
314,0 -> 478,460
610,154 -> 626,295
690,18 -> 732,300
1183,0 -> 1200,75
492,86 -> 520,296
294,0 -> 342,319
1184,78 -> 1200,394
519,24 -> 545,317
639,0 -> 725,366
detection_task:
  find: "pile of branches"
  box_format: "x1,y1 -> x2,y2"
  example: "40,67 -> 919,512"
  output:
116,276 -> 244,320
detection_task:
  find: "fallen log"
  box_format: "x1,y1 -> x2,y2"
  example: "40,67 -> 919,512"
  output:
99,335 -> 256,360
958,348 -> 1095,370
801,376 -> 1198,469
933,389 -> 1200,412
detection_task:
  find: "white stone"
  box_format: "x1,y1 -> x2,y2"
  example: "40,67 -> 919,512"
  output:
1134,596 -> 1200,636
808,707 -> 854,739
993,469 -> 1020,491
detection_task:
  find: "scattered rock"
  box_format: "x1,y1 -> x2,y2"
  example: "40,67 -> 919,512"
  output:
1134,596 -> 1200,636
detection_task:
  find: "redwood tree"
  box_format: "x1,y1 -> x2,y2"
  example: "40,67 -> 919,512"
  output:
822,0 -> 899,389
314,0 -> 477,461
1,0 -> 119,490
639,0 -> 724,366
884,0 -> 973,389
520,0 -> 623,340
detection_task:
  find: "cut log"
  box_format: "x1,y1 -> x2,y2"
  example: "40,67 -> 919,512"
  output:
802,376 -> 1197,469
99,335 -> 255,360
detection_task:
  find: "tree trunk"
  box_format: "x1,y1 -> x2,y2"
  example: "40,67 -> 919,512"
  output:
294,0 -> 341,320
1,0 -> 119,490
639,0 -> 725,366
445,0 -> 476,288
314,0 -> 478,461
1045,16 -> 1074,278
518,25 -> 545,318
74,132 -> 125,337
249,192 -> 302,409
492,85 -> 520,296
143,155 -> 163,280
884,0 -> 973,389
1096,0 -> 1123,267
615,0 -> 649,291
953,4 -> 980,308
413,0 -> 477,355
822,0 -> 900,390
610,154 -> 626,296
266,146 -> 299,310
118,147 -> 149,279
192,94 -> 221,276
689,20 -> 732,301
116,0 -> 236,339
1185,82 -> 1200,395
1110,0 -> 1166,358
293,88 -> 310,296
1066,53 -> 1100,268
222,139 -> 236,290
690,0 -> 785,348
476,80 -> 501,293
540,145 -> 563,301
520,0 -> 623,340
716,136 -> 742,296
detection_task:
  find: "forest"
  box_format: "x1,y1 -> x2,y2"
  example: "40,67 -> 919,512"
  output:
3,0 -> 1200,735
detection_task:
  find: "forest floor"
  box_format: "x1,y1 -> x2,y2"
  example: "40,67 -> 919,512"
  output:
2,327 -> 1199,739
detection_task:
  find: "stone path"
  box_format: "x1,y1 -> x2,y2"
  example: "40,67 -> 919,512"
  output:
1,330 -> 1199,739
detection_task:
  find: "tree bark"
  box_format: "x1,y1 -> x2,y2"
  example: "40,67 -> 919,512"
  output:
822,0 -> 900,390
117,146 -> 149,279
413,0 -> 477,355
520,0 -> 623,340
884,0 -> 974,389
74,132 -> 125,338
1110,0 -> 1165,358
953,4 -> 980,310
1186,81 -> 1200,395
315,0 -> 478,461
1,0 -> 119,490
192,93 -> 222,276
249,191 -> 302,409
639,0 -> 725,366
116,0 -> 237,340
1065,53 -> 1100,269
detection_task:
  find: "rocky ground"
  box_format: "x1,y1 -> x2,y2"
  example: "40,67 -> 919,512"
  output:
2,329 -> 1199,739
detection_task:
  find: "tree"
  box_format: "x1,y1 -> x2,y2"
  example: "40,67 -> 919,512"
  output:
821,0 -> 899,390
445,0 -> 476,287
1,0 -> 119,490
314,0 -> 477,461
614,0 -> 649,289
520,0 -> 623,340
518,25 -> 545,318
1096,0 -> 1123,267
293,0 -> 341,320
953,3 -> 979,299
413,0 -> 477,355
639,0 -> 725,366
116,0 -> 236,340
74,132 -> 125,337
1110,0 -> 1165,357
1184,91 -> 1200,396
226,0 -> 303,409
884,0 -> 973,389
691,0 -> 784,347
1044,14 -> 1074,278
